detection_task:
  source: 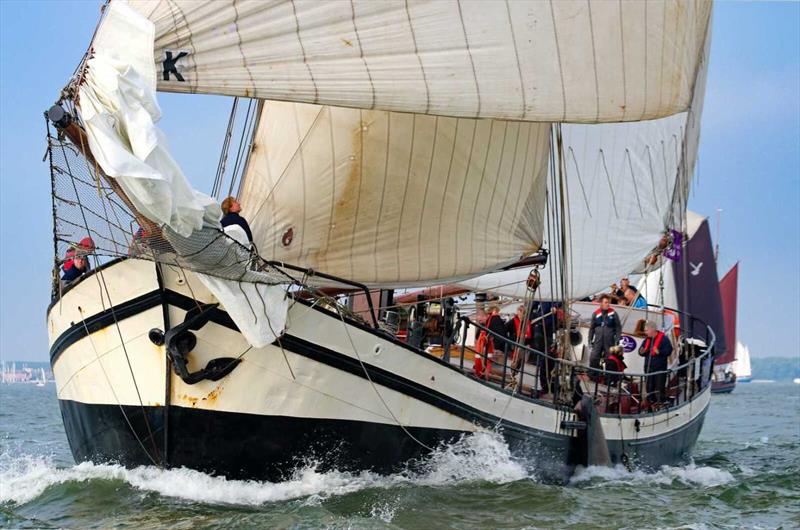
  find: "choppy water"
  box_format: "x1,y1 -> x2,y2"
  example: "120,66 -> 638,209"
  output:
1,382 -> 798,529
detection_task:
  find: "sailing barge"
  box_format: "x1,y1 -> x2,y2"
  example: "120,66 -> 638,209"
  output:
46,0 -> 717,482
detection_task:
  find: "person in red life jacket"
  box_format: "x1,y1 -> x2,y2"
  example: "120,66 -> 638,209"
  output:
506,305 -> 532,346
61,237 -> 95,286
638,320 -> 673,405
473,305 -> 505,378
604,345 -> 627,387
588,294 -> 621,374
506,304 -> 532,379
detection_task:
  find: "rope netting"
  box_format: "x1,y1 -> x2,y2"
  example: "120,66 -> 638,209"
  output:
46,129 -> 358,300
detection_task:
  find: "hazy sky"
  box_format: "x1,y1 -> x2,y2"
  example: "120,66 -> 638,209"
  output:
1,1 -> 798,362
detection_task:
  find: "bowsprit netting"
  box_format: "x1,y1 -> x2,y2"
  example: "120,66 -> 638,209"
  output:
47,127 -> 364,303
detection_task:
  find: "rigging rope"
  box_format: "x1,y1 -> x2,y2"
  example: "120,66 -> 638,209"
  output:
76,308 -> 159,466
332,304 -> 436,453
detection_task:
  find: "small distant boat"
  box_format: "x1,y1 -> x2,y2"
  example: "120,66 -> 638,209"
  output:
36,368 -> 46,387
793,378 -> 800,385
733,342 -> 752,383
752,379 -> 775,384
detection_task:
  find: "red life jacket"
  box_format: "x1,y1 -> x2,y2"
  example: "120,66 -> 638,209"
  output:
642,331 -> 665,357
512,315 -> 531,341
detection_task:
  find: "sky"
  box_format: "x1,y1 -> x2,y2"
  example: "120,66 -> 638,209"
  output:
0,1 -> 798,362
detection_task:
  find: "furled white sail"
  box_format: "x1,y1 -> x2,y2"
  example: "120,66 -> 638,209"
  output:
78,0 -> 288,348
238,101 -> 550,286
128,0 -> 711,123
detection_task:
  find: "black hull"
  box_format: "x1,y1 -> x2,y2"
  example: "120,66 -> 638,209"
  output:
606,406 -> 708,471
711,381 -> 736,394
59,399 -> 574,482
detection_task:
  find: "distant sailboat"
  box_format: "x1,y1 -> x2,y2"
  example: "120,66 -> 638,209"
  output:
713,263 -> 738,394
36,368 -> 47,387
733,342 -> 752,383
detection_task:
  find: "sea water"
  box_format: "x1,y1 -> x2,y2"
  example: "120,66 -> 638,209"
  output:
1,382 -> 798,529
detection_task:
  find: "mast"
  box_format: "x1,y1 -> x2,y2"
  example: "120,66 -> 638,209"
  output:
714,208 -> 722,262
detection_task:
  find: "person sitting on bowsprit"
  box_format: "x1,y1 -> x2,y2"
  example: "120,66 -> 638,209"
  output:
220,196 -> 253,243
638,320 -> 673,407
588,294 -> 621,374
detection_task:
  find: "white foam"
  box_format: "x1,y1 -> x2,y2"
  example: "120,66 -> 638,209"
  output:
570,463 -> 734,489
0,432 -> 527,507
369,499 -> 399,523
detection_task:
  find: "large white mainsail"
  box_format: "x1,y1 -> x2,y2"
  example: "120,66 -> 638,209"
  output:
129,0 -> 711,123
73,0 -> 713,346
238,101 -> 550,286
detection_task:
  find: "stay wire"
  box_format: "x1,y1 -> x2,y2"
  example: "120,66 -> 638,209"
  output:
332,304 -> 436,452
94,260 -> 162,464
77,308 -> 158,466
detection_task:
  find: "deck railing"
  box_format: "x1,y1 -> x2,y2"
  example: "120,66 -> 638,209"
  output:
454,307 -> 716,415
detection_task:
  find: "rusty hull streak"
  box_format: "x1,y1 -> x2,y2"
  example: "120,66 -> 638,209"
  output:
203,385 -> 223,404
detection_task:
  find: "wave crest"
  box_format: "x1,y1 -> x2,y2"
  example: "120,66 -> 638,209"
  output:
0,431 -> 526,507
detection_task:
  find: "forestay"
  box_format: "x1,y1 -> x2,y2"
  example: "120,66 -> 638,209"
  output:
238,101 -> 550,286
128,0 -> 711,123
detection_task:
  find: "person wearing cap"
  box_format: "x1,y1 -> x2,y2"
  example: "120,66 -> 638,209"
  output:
220,196 -> 254,243
638,320 -> 673,405
624,285 -> 647,309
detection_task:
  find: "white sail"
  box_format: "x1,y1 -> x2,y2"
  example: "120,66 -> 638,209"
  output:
638,260 -> 679,310
238,101 -> 550,286
734,342 -> 752,380
457,111 -> 703,300
128,0 -> 711,123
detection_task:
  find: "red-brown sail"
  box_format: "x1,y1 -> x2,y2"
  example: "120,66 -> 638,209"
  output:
718,263 -> 739,365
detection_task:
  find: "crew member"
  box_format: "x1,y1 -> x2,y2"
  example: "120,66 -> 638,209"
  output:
506,305 -> 532,346
220,196 -> 254,243
531,302 -> 557,396
624,286 -> 648,308
60,237 -> 95,287
588,294 -> 621,374
638,320 -> 673,406
474,305 -> 505,378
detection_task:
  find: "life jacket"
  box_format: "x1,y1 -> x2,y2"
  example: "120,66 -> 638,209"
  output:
642,331 -> 666,357
511,315 -> 531,341
605,353 -> 627,372
62,237 -> 96,271
664,309 -> 681,338
473,314 -> 500,378
593,307 -> 616,319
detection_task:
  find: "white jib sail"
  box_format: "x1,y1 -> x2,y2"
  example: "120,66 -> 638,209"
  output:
238,101 -> 550,287
128,0 -> 711,123
78,0 -> 288,347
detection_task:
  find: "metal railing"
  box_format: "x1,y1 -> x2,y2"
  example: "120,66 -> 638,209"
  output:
453,307 -> 716,415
